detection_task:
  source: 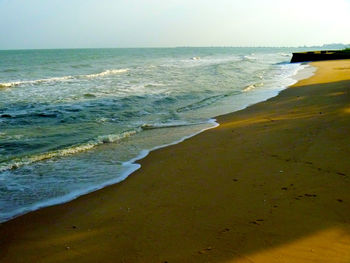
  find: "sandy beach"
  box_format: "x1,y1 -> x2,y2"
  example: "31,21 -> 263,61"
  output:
1,59 -> 350,263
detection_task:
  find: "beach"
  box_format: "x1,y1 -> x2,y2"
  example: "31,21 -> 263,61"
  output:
0,48 -> 302,222
1,59 -> 350,262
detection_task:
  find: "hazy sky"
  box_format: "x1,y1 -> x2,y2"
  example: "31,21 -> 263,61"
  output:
0,0 -> 350,49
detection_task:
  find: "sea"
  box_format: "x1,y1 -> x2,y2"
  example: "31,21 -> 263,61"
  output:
0,47 -> 312,222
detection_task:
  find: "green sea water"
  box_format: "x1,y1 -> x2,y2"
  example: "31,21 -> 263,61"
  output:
0,47 -> 308,222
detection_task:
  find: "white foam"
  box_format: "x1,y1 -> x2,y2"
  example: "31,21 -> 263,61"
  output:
242,83 -> 264,92
0,62 -> 314,223
0,118 -> 218,223
243,55 -> 257,60
278,52 -> 292,57
0,76 -> 74,88
292,64 -> 316,82
0,129 -> 141,172
0,69 -> 129,88
141,120 -> 208,130
0,164 -> 139,223
84,69 -> 129,78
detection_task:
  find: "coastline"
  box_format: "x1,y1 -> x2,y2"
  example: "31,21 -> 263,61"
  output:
1,60 -> 350,262
0,61 -> 306,224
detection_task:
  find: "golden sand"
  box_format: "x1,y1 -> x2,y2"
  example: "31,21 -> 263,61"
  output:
1,60 -> 350,263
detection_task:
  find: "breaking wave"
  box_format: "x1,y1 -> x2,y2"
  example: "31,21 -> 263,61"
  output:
242,82 -> 264,92
0,118 -> 212,172
0,68 -> 129,88
0,128 -> 140,172
84,69 -> 129,78
141,120 -> 207,130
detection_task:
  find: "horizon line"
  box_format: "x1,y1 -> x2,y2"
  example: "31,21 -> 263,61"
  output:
1,44 -> 349,52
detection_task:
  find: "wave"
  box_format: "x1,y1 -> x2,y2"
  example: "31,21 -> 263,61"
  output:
176,91 -> 240,113
242,82 -> 264,92
0,68 -> 129,88
0,118 -> 219,223
84,69 -> 129,78
176,95 -> 227,113
278,53 -> 292,57
0,76 -> 74,88
0,83 -> 11,88
0,119 -> 210,171
0,128 -> 140,172
141,120 -> 207,130
242,55 -> 257,61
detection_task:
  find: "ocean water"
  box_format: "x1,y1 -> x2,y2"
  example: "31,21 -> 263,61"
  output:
0,47 -> 308,222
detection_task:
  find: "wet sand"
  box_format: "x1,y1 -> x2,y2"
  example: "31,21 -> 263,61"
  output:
1,60 -> 350,263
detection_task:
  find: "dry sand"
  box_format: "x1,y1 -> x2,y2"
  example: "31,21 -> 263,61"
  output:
1,60 -> 350,263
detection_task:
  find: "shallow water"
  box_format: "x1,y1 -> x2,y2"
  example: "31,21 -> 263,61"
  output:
0,47 -> 307,222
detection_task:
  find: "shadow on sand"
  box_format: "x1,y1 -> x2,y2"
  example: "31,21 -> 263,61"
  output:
1,79 -> 350,262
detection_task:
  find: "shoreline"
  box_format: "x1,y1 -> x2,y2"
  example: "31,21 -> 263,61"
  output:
0,63 -> 308,224
1,60 -> 350,262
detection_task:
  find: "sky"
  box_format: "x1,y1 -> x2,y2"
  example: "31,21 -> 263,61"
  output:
0,0 -> 350,49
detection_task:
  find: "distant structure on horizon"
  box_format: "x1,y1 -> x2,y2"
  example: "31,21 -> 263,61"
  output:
291,49 -> 350,63
298,43 -> 350,50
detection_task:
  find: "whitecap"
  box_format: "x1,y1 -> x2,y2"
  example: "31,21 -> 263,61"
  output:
83,69 -> 129,78
0,128 -> 141,172
0,76 -> 74,88
0,69 -> 129,88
